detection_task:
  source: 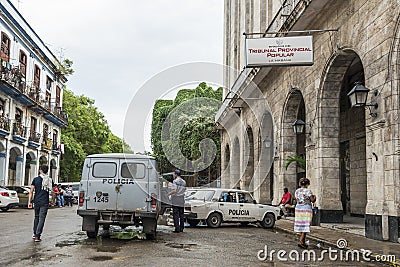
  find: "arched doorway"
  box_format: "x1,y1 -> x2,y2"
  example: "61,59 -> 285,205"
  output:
231,137 -> 240,188
8,147 -> 23,186
50,159 -> 57,180
25,152 -> 37,185
223,144 -> 230,188
280,90 -> 306,196
243,127 -> 254,191
0,142 -> 6,186
318,50 -> 367,222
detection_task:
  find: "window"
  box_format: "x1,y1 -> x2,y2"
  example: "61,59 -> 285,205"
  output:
30,117 -> 37,132
19,50 -> 27,76
53,129 -> 58,143
186,190 -> 215,201
46,76 -> 53,91
45,91 -> 51,109
34,65 -> 41,89
219,192 -> 237,203
55,86 -> 61,107
121,163 -> 146,178
93,162 -> 117,178
15,108 -> 23,123
237,192 -> 254,203
0,98 -> 4,117
1,32 -> 10,61
42,123 -> 49,140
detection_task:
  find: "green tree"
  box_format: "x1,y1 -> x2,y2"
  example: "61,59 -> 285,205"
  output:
151,82 -> 222,185
60,90 -> 132,181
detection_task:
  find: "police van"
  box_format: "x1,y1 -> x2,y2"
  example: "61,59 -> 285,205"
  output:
185,188 -> 281,228
77,153 -> 160,239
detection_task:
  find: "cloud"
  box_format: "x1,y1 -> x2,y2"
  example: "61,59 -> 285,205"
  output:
11,0 -> 223,152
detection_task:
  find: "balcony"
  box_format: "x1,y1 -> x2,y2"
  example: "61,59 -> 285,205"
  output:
0,116 -> 10,137
41,137 -> 52,151
12,122 -> 27,143
0,63 -> 68,127
28,131 -> 41,149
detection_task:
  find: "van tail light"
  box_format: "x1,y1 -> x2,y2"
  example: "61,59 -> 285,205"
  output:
151,193 -> 157,209
79,191 -> 85,207
0,192 -> 9,197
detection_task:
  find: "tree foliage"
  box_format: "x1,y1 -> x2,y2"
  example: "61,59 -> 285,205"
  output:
151,82 -> 222,185
60,90 -> 132,182
284,155 -> 306,171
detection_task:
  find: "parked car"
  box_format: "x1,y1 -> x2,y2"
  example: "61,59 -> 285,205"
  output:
6,186 -> 30,207
0,186 -> 19,211
77,153 -> 161,239
185,188 -> 281,228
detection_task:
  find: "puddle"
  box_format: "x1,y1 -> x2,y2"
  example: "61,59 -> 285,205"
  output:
89,256 -> 113,261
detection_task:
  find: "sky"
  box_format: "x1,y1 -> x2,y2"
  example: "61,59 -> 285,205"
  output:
10,0 -> 224,152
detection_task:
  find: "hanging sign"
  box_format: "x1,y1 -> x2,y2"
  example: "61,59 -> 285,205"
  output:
245,36 -> 314,67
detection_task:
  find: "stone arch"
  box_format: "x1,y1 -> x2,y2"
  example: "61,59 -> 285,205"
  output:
231,137 -> 240,188
317,49 -> 367,222
8,147 -> 23,186
39,155 -> 48,166
279,89 -> 305,197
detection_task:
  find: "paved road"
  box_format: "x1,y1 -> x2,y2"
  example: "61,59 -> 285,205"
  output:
0,207 -> 385,266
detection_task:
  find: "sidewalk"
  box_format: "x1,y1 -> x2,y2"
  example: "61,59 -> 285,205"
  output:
275,218 -> 400,266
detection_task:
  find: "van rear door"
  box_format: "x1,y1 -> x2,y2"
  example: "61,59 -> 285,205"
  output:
86,158 -> 119,210
116,159 -> 149,212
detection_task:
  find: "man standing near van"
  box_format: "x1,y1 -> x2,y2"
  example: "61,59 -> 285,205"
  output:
168,170 -> 186,233
28,165 -> 52,242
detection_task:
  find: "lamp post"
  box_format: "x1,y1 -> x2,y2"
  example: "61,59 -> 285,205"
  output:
347,84 -> 378,117
292,119 -> 306,135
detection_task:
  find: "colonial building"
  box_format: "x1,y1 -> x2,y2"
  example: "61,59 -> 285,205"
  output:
217,0 -> 400,242
0,0 -> 67,186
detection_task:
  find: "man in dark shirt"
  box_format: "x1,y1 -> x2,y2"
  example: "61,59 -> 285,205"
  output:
168,170 -> 186,233
28,165 -> 52,242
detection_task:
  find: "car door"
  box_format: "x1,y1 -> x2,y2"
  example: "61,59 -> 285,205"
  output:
86,158 -> 119,210
237,192 -> 259,222
218,191 -> 239,221
116,159 -> 149,212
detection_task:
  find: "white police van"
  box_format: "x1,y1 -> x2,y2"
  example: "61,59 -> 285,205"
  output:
77,153 -> 160,239
185,188 -> 281,228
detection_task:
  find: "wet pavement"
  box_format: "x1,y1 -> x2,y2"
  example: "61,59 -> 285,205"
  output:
0,207 -> 392,266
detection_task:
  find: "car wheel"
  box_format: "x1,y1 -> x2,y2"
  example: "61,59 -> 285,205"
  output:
1,208 -> 9,212
260,213 -> 275,228
206,212 -> 222,228
188,219 -> 200,227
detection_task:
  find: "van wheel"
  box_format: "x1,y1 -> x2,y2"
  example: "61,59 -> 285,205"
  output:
1,208 -> 9,212
206,212 -> 222,228
260,213 -> 275,228
86,223 -> 99,238
188,219 -> 199,227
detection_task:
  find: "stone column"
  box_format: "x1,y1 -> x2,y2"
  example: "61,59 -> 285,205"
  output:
0,152 -> 6,186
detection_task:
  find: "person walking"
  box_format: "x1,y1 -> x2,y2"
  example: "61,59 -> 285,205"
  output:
168,170 -> 186,233
58,184 -> 65,207
28,165 -> 52,242
294,178 -> 316,249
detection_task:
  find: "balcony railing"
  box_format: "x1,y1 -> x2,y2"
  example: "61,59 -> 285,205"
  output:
0,116 -> 10,132
0,63 -> 68,126
12,122 -> 27,137
29,131 -> 41,143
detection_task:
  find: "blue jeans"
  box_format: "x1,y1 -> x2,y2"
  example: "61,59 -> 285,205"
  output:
33,204 -> 48,237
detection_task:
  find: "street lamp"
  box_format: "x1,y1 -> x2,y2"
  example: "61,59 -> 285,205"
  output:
292,119 -> 305,135
347,83 -> 378,117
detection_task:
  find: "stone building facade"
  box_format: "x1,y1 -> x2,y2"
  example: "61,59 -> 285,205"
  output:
0,0 -> 68,186
216,0 -> 400,242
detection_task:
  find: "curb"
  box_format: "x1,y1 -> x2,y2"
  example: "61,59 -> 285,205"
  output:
274,224 -> 400,266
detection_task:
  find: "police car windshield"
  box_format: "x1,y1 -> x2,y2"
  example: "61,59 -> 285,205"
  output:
187,190 -> 215,201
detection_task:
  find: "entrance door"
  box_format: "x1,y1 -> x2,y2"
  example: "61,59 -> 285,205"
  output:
340,141 -> 350,214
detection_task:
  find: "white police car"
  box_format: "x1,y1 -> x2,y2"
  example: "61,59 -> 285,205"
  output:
185,188 -> 281,228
